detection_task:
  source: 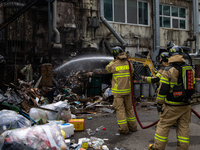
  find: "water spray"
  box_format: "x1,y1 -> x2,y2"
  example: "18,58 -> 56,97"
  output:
54,56 -> 114,71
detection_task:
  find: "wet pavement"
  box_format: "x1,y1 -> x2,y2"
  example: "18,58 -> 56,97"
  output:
71,103 -> 200,150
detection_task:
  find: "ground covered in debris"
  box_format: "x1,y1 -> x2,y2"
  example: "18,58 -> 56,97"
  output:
0,62 -> 200,150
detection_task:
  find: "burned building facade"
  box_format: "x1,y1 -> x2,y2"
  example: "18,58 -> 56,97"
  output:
0,0 -> 199,84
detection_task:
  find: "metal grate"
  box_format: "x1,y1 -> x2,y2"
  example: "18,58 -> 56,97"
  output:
133,64 -> 151,81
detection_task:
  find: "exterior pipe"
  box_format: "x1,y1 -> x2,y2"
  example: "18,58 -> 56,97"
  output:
48,0 -> 52,63
152,0 -> 160,62
100,16 -> 127,48
52,0 -> 60,43
104,38 -> 113,56
190,0 -> 199,56
153,0 -> 156,56
99,0 -> 104,18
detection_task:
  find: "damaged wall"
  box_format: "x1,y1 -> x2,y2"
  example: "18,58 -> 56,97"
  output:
4,8 -> 49,63
76,0 -> 196,58
94,0 -> 153,57
81,0 -> 200,59
1,0 -> 199,64
159,0 -> 193,48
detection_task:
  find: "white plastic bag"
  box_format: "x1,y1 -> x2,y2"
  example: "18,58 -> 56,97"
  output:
0,110 -> 31,134
29,100 -> 71,122
1,122 -> 67,150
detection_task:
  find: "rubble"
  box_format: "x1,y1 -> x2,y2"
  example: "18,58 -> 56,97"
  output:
0,62 -> 199,150
0,65 -> 117,149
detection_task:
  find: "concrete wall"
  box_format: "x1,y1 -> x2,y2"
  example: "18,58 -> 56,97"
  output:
2,0 -> 199,64
82,0 -> 195,58
94,0 -> 153,57
159,0 -> 192,48
35,0 -> 199,64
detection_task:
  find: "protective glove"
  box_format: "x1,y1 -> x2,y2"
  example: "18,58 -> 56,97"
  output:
157,103 -> 163,113
140,75 -> 145,80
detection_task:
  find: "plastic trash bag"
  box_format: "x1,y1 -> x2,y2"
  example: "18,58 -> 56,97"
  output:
103,88 -> 112,98
29,100 -> 71,123
4,89 -> 23,105
0,110 -> 31,134
1,122 -> 67,150
0,90 -> 7,103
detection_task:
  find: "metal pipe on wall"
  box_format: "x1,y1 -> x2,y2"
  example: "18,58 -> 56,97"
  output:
153,0 -> 155,56
48,0 -> 52,63
190,0 -> 199,56
99,0 -> 104,18
100,16 -> 127,48
52,0 -> 60,44
152,0 -> 160,62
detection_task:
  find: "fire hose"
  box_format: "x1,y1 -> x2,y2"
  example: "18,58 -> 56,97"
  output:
126,59 -> 200,129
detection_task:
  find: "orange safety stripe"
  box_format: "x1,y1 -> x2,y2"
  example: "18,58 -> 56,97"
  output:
173,91 -> 182,96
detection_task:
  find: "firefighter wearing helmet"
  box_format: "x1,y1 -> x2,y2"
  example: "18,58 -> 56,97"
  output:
149,46 -> 195,150
106,46 -> 137,134
141,52 -> 169,84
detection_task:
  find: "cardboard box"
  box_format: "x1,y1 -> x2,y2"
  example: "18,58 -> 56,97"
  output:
69,119 -> 85,131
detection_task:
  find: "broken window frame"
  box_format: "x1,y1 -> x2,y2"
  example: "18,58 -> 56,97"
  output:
104,0 -> 149,26
159,4 -> 187,30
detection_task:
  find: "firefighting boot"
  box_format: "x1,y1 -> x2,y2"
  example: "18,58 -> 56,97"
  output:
148,144 -> 154,150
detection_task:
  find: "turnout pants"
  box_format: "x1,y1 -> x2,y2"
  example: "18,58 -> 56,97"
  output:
113,94 -> 137,133
153,104 -> 191,150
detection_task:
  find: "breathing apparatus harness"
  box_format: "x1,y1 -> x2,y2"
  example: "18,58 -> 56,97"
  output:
165,63 -> 195,104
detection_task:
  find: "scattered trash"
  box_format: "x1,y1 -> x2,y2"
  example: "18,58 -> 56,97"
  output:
102,145 -> 109,150
29,100 -> 71,123
96,126 -> 105,131
0,122 -> 67,150
86,129 -> 95,136
81,139 -> 88,149
0,60 -> 182,150
101,107 -> 114,113
103,88 -> 112,98
48,120 -> 64,125
90,137 -> 104,149
69,119 -> 85,131
87,117 -> 92,120
65,139 -> 71,145
58,123 -> 75,138
0,110 -> 31,134
69,143 -> 80,149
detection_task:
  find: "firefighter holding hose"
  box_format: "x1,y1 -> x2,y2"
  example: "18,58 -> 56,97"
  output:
141,52 -> 170,125
141,52 -> 169,86
106,46 -> 137,134
149,46 -> 195,150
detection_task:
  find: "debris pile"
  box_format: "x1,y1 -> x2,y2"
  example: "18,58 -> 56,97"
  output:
0,63 -> 116,149
0,61 -> 199,150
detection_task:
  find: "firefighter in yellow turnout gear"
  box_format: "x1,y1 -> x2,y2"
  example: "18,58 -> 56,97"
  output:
141,52 -> 169,85
149,46 -> 195,150
106,46 -> 137,134
141,52 -> 169,122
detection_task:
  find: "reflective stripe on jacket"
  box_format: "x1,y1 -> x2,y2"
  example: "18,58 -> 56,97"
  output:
146,66 -> 164,83
106,57 -> 134,96
145,62 -> 169,84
